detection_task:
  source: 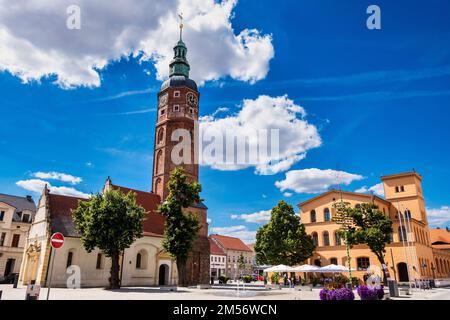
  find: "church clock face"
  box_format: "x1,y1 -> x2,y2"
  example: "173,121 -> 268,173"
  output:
186,92 -> 198,107
159,93 -> 168,106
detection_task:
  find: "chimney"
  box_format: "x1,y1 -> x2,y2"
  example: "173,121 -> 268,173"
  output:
26,195 -> 33,202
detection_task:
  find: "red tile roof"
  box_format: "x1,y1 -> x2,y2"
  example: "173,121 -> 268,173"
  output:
47,184 -> 164,237
111,184 -> 164,236
430,228 -> 450,245
210,234 -> 252,252
209,237 -> 226,255
48,194 -> 86,237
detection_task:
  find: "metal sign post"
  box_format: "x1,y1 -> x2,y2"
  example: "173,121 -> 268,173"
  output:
46,232 -> 65,300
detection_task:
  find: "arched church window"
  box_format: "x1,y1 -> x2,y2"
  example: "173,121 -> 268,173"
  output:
136,253 -> 141,269
155,178 -> 162,196
157,128 -> 164,144
66,251 -> 74,268
156,150 -> 163,174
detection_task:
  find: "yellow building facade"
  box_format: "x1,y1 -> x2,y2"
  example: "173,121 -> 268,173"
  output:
299,172 -> 450,282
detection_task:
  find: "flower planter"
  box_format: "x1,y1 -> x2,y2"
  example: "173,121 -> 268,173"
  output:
357,285 -> 384,300
320,287 -> 355,300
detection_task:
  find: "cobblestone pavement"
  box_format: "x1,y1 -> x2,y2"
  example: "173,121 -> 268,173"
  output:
1,284 -> 449,300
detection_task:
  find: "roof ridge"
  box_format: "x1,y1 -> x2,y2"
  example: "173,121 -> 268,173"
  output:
0,193 -> 32,199
112,184 -> 155,195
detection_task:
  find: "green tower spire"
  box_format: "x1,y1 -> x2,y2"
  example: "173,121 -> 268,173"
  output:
169,14 -> 190,78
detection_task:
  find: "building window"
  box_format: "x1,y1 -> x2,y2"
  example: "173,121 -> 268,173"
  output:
189,108 -> 194,114
22,214 -> 30,223
96,253 -> 102,269
136,253 -> 142,269
400,186 -> 405,192
135,250 -> 148,269
67,251 -> 73,268
398,226 -> 407,242
310,210 -> 317,223
324,208 -> 330,221
311,232 -> 319,247
357,257 -> 370,271
330,258 -> 338,265
174,91 -> 180,97
314,259 -> 321,267
0,211 -> 4,221
11,234 -> 20,247
405,209 -> 411,219
355,203 -> 361,209
323,231 -> 330,246
160,109 -> 165,116
395,186 -> 399,193
334,231 -> 342,246
0,232 -> 6,246
173,105 -> 180,111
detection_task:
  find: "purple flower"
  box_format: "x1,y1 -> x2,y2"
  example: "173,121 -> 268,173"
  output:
320,287 -> 355,300
357,285 -> 384,300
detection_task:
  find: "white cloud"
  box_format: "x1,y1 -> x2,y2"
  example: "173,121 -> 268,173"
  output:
231,210 -> 271,224
210,225 -> 256,243
32,171 -> 82,185
207,218 -> 212,224
283,192 -> 293,197
199,95 -> 321,174
355,183 -> 385,197
16,179 -> 89,198
275,168 -> 364,194
0,0 -> 274,88
427,206 -> 450,227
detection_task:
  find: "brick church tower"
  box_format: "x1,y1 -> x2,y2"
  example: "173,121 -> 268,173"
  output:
152,20 -> 210,285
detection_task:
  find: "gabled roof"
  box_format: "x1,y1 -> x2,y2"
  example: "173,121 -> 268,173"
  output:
430,228 -> 450,245
210,234 -> 252,252
209,237 -> 226,255
297,188 -> 390,208
111,184 -> 164,236
0,193 -> 36,222
48,194 -> 85,237
47,183 -> 164,237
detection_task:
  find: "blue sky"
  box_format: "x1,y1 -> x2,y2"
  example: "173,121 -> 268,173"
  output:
1,0 -> 449,242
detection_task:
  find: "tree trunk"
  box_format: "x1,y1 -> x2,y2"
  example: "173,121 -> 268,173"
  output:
109,252 -> 121,289
376,253 -> 388,286
177,257 -> 188,287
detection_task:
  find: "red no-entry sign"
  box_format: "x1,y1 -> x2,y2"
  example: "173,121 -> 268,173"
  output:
50,232 -> 65,249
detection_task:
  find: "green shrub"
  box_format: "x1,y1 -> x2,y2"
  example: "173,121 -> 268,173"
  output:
270,272 -> 280,284
311,276 -> 320,287
218,276 -> 229,284
242,275 -> 252,283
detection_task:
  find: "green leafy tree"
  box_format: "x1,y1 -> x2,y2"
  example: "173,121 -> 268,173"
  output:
159,167 -> 202,286
335,202 -> 393,283
255,200 -> 315,266
332,201 -> 355,283
237,253 -> 245,274
72,189 -> 145,289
